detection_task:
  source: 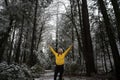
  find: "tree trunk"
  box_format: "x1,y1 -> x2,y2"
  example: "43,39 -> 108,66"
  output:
28,0 -> 38,67
15,15 -> 24,63
70,0 -> 75,61
100,26 -> 108,73
7,26 -> 16,64
70,0 -> 83,63
110,0 -> 120,44
37,22 -> 44,49
105,43 -> 113,71
98,0 -> 120,79
76,0 -> 84,65
103,51 -> 108,73
0,0 -> 14,62
4,0 -> 8,6
0,17 -> 13,62
23,31 -> 29,63
81,0 -> 96,76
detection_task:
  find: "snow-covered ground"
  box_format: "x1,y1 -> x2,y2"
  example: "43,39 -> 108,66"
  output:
34,70 -> 54,80
34,70 -> 80,80
34,70 -> 109,80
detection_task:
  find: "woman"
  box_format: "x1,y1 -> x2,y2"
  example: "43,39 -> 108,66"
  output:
49,45 -> 72,80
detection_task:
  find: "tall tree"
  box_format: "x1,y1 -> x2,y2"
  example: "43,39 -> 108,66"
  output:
0,0 -> 14,62
28,0 -> 38,67
76,0 -> 83,64
7,23 -> 16,64
70,0 -> 83,62
15,15 -> 24,63
98,0 -> 120,79
70,0 -> 75,61
81,0 -> 96,76
110,0 -> 120,43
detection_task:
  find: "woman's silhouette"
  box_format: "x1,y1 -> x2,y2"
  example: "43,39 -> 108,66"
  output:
49,45 -> 72,80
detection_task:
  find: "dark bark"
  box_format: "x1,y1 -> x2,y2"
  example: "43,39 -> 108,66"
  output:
37,23 -> 44,49
105,43 -> 113,71
70,0 -> 75,60
23,31 -> 29,63
81,0 -> 96,76
100,26 -> 108,73
0,18 -> 13,62
110,0 -> 120,43
72,23 -> 75,61
4,0 -> 8,6
0,0 -> 14,62
15,15 -> 24,63
7,26 -> 16,64
77,0 -> 82,29
103,44 -> 108,73
98,0 -> 120,79
28,0 -> 38,67
70,0 -> 83,62
76,0 -> 83,64
101,52 -> 104,72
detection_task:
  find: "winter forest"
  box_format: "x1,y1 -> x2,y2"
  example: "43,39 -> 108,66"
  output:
0,0 -> 120,80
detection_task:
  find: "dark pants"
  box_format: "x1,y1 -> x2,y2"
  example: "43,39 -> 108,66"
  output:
54,65 -> 64,80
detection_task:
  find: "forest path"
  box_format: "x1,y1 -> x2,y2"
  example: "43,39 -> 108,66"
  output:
34,70 -> 82,80
34,70 -> 105,80
34,70 -> 54,80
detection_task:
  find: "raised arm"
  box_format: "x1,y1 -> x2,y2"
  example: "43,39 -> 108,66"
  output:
63,45 -> 73,56
49,45 -> 57,56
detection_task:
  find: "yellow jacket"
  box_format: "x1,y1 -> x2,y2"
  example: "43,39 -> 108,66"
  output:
49,45 -> 72,65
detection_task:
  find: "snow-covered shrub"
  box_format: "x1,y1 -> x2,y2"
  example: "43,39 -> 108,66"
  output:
21,64 -> 32,78
31,63 -> 45,78
0,62 -> 32,80
65,61 -> 81,75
